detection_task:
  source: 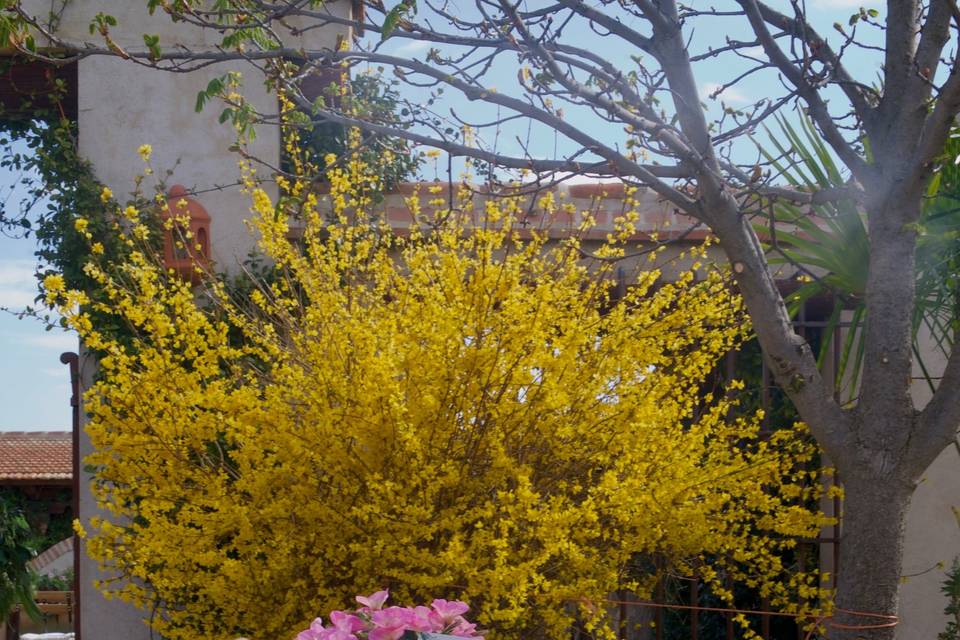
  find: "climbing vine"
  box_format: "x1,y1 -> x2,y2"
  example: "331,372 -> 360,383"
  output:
0,493 -> 42,624
0,109 -> 159,347
0,56 -> 419,338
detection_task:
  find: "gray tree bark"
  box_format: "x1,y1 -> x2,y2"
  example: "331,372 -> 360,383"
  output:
832,474 -> 913,640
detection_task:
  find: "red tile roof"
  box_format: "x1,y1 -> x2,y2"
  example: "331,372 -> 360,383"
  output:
0,431 -> 72,481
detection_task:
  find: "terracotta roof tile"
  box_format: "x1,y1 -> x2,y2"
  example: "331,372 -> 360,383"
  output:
0,431 -> 72,481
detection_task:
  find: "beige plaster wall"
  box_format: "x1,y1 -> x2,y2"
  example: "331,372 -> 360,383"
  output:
900,445 -> 960,638
897,326 -> 960,639
23,0 -> 352,50
76,54 -> 276,270
824,316 -> 960,639
71,35 -> 285,640
11,2 -> 352,639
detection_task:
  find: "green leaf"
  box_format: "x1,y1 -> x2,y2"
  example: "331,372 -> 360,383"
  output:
381,1 -> 416,40
143,34 -> 161,60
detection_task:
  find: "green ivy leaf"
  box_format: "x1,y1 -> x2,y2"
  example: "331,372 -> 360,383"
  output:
381,1 -> 416,40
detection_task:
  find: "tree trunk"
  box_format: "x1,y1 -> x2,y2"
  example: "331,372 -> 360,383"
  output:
831,474 -> 914,640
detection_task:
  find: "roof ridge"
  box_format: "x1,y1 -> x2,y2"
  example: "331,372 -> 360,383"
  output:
0,431 -> 73,481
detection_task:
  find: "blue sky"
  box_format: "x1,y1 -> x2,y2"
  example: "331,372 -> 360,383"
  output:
0,0 -> 882,431
0,228 -> 74,432
373,0 -> 885,175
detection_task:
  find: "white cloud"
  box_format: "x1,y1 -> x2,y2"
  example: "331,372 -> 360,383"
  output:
0,259 -> 37,310
0,260 -> 34,285
22,333 -> 78,351
700,82 -> 751,104
391,39 -> 431,56
811,0 -> 879,7
0,288 -> 36,308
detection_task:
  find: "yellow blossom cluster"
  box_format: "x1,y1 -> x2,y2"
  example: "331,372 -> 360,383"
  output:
51,143 -> 831,640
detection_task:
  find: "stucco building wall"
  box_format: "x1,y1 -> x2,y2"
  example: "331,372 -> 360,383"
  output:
14,2 -> 353,639
898,327 -> 960,638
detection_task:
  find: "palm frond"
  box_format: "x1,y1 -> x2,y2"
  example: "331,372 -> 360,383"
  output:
754,113 -> 959,400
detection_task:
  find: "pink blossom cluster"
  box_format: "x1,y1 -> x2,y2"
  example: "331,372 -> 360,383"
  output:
296,591 -> 482,640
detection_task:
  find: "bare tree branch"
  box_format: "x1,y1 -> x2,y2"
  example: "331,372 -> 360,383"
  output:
737,0 -> 872,179
639,0 -> 851,456
553,0 -> 655,54
916,344 -> 960,469
881,0 -> 921,114
752,1 -> 879,124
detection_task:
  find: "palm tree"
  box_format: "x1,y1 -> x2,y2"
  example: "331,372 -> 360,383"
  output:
755,114 -> 960,399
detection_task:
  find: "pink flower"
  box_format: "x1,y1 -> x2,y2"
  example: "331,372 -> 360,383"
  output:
296,617 -> 326,640
368,628 -> 405,640
450,618 -> 481,637
406,606 -> 444,632
329,611 -> 366,634
370,607 -> 412,640
297,595 -> 480,640
431,599 -> 470,625
356,590 -> 390,611
372,606 -> 413,629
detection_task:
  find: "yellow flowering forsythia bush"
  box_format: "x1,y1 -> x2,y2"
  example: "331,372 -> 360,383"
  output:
50,152 -> 829,640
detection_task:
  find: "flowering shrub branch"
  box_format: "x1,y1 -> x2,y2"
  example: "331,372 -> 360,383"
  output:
45,120 -> 832,640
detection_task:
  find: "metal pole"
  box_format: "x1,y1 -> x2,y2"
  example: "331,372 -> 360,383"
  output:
725,574 -> 734,639
60,352 -> 81,640
655,579 -> 664,640
761,596 -> 771,639
689,578 -> 699,640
